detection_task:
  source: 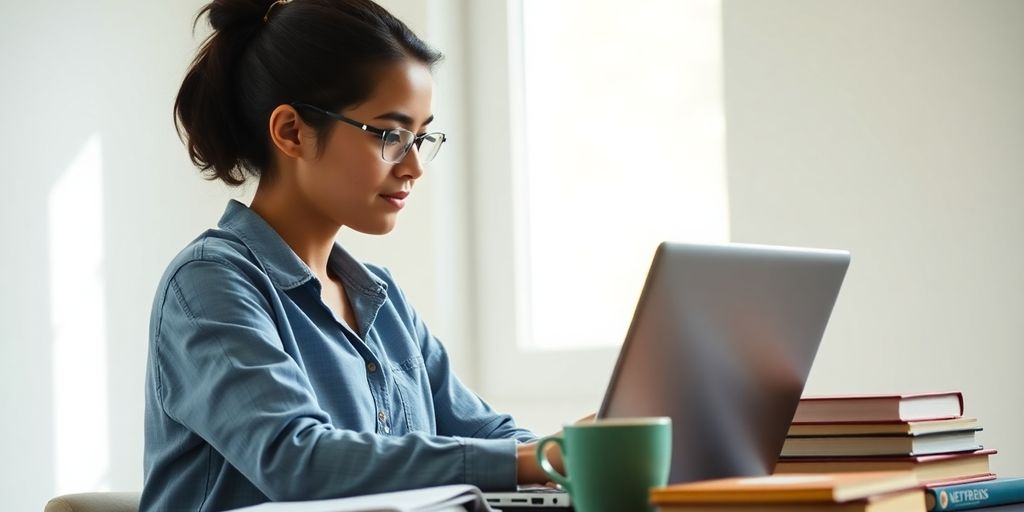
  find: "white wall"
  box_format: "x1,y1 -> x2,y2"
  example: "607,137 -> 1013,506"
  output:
0,1 -> 247,510
491,0 -> 1024,478
0,1 -> 468,510
723,0 -> 1024,475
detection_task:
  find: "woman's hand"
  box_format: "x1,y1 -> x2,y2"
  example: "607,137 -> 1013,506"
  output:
550,412 -> 597,439
516,413 -> 594,485
574,413 -> 596,425
516,439 -> 564,485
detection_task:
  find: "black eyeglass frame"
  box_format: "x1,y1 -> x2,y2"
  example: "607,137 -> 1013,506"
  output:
290,102 -> 447,164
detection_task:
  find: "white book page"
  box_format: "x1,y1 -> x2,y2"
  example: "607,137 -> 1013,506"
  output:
227,485 -> 491,512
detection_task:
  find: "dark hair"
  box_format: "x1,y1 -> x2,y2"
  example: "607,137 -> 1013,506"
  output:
174,0 -> 444,185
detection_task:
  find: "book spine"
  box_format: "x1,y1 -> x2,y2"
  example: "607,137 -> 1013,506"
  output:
927,479 -> 1024,511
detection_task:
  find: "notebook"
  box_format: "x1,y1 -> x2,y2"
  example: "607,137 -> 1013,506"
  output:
485,242 -> 851,509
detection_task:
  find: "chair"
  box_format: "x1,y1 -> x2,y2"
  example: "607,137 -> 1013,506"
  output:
44,492 -> 140,512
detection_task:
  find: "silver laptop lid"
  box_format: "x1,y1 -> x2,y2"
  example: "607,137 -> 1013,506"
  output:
597,242 -> 850,484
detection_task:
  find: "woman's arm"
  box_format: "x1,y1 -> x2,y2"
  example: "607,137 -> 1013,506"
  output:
152,258 -> 518,499
371,265 -> 536,443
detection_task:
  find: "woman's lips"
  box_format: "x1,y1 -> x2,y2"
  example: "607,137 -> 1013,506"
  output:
380,191 -> 409,209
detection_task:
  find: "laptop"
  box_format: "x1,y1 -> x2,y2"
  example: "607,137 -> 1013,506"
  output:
484,241 -> 851,510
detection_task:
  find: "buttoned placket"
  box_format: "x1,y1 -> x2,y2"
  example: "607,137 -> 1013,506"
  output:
221,203 -> 402,438
311,274 -> 395,436
360,336 -> 392,436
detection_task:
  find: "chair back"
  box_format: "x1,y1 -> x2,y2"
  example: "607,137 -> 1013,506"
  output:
45,492 -> 141,512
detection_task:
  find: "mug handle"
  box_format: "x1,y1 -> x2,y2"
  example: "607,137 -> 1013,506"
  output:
535,436 -> 571,491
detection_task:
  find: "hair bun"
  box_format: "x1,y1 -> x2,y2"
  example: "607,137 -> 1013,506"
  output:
203,0 -> 275,33
176,0 -> 443,185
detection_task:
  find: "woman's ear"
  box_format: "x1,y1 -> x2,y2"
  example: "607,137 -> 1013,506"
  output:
267,104 -> 308,159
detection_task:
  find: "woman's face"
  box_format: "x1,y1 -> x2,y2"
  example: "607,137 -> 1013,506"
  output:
294,58 -> 435,235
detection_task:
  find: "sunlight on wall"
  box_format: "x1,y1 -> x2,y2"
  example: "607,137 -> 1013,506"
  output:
518,0 -> 728,350
49,133 -> 109,493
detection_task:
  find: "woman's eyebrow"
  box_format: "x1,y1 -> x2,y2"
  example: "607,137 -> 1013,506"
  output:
373,111 -> 435,128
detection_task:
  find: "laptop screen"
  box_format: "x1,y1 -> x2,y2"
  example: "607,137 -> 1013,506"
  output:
597,242 -> 850,484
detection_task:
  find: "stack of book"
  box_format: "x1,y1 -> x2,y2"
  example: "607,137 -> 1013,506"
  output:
649,471 -> 924,511
774,392 -> 997,487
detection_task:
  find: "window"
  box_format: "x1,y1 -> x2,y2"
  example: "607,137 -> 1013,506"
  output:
468,0 -> 726,397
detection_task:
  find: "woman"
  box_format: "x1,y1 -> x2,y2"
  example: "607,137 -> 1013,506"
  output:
143,1 -> 556,510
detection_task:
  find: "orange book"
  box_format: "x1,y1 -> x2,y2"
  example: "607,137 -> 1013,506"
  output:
655,490 -> 925,512
649,472 -> 920,504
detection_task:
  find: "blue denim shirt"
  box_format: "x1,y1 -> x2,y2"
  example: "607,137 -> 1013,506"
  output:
142,200 -> 535,512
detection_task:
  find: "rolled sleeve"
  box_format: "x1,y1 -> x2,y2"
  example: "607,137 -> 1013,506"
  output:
462,437 -> 519,491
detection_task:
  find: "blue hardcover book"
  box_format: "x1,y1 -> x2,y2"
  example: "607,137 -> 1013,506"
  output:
927,478 -> 1024,511
958,504 -> 1024,512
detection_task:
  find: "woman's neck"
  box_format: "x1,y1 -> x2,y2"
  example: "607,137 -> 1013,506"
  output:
249,181 -> 340,280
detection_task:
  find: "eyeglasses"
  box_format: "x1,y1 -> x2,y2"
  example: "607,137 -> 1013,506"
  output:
291,103 -> 447,164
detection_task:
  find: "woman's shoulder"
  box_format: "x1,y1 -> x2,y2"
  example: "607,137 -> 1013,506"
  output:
158,228 -> 264,288
149,228 -> 276,329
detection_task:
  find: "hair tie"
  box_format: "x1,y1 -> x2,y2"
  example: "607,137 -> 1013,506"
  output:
263,0 -> 293,24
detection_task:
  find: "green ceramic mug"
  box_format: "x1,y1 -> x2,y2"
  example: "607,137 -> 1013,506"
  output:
536,417 -> 672,512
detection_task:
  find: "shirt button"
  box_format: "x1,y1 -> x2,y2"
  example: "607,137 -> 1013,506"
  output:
378,410 -> 387,423
384,425 -> 391,434
367,362 -> 377,373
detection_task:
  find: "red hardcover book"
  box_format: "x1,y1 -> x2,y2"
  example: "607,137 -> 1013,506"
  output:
792,392 -> 964,423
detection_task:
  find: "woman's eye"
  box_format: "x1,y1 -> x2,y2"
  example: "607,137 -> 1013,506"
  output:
383,131 -> 404,146
413,134 -> 431,148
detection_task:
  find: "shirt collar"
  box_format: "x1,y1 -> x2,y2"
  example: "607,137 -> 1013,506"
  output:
216,200 -> 388,299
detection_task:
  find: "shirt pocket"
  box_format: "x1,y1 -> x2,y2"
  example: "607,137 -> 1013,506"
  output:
391,355 -> 433,434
